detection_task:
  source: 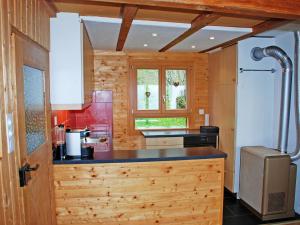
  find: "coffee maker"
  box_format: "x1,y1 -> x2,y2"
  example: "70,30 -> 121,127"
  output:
66,128 -> 94,159
66,129 -> 82,158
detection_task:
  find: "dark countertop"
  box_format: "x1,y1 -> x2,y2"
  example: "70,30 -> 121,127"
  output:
141,129 -> 218,138
53,146 -> 226,165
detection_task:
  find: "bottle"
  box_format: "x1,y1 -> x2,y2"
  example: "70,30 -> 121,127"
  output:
55,124 -> 66,160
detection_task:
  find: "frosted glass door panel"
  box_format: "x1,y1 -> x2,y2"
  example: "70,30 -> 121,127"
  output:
23,65 -> 46,154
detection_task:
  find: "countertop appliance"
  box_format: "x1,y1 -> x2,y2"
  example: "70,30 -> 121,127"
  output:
81,146 -> 94,159
184,126 -> 219,148
66,129 -> 82,157
239,146 -> 296,221
53,124 -> 66,160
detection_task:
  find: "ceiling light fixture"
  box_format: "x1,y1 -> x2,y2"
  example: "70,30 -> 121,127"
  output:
152,33 -> 158,37
144,44 -> 148,47
209,36 -> 215,40
191,45 -> 196,49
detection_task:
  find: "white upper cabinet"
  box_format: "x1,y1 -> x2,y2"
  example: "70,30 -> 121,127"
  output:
50,13 -> 93,110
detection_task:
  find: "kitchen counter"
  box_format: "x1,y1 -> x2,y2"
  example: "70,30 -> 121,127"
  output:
53,146 -> 226,164
54,146 -> 225,225
141,129 -> 218,138
141,129 -> 219,149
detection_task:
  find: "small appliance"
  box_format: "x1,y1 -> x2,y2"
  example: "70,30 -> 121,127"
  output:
66,129 -> 82,158
81,146 -> 94,159
53,124 -> 66,160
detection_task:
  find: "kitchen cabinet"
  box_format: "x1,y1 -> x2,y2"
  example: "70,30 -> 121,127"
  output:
142,130 -> 218,149
53,148 -> 225,225
145,137 -> 184,149
208,45 -> 237,192
50,13 -> 93,110
209,38 -> 279,193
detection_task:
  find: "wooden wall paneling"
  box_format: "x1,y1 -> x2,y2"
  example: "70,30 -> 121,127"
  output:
93,51 -> 208,150
32,0 -> 36,39
54,158 -> 224,225
208,45 -> 237,192
21,0 -> 26,34
0,0 -> 6,223
36,0 -> 41,44
14,0 -> 20,29
0,0 -> 3,161
0,0 -> 53,225
28,0 -> 33,38
0,0 -> 20,223
93,51 -> 140,150
0,161 -> 5,224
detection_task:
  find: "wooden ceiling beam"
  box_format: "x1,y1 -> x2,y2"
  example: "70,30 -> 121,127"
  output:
116,5 -> 138,51
54,0 -> 300,20
159,13 -> 220,52
200,18 -> 290,53
53,0 -> 270,20
44,0 -> 58,16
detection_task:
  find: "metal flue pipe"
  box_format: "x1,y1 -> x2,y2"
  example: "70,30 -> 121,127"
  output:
251,45 -> 293,155
291,31 -> 300,161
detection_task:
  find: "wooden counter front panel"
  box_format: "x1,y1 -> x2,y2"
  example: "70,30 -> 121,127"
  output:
145,137 -> 184,149
54,158 -> 224,225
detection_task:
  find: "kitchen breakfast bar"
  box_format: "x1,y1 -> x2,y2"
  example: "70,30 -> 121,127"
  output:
53,147 -> 226,225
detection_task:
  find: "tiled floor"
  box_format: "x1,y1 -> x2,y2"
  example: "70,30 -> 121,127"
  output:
223,189 -> 300,225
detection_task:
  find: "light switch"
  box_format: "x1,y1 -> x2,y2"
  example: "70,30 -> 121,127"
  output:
198,108 -> 205,115
6,113 -> 14,154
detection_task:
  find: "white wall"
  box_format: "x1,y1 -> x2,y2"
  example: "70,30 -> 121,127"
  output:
235,37 -> 277,192
235,34 -> 300,214
274,32 -> 300,214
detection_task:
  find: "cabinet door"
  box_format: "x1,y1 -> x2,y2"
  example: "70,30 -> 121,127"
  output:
82,23 -> 94,105
50,13 -> 93,110
145,137 -> 184,149
208,45 -> 237,192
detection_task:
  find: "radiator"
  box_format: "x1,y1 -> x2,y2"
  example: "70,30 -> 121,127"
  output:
239,146 -> 296,221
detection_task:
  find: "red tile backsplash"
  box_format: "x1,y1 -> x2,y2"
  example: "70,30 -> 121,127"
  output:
51,91 -> 113,151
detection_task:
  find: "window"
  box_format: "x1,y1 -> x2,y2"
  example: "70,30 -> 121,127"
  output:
165,69 -> 187,110
135,117 -> 187,129
137,69 -> 159,110
130,63 -> 193,131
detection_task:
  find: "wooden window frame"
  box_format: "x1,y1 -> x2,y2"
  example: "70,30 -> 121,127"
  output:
128,60 -> 194,134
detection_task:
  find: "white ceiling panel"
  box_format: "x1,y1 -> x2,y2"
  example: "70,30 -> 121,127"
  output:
83,18 -> 121,50
171,26 -> 252,52
259,20 -> 300,37
125,22 -> 188,51
82,16 -> 253,52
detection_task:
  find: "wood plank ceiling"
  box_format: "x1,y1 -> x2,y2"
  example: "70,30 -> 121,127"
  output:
50,0 -> 297,52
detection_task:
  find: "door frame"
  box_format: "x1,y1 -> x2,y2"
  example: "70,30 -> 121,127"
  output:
11,29 -> 57,225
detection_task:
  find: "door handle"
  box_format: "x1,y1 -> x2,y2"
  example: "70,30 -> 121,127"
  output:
19,163 -> 40,187
25,164 -> 39,172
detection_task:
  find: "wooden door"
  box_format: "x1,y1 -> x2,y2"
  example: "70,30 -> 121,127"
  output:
12,32 -> 56,225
